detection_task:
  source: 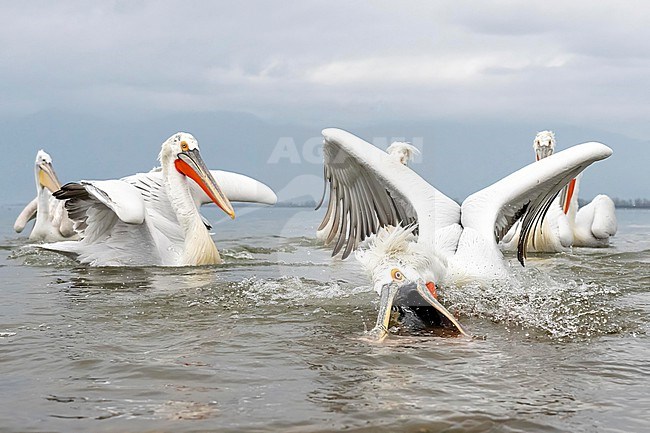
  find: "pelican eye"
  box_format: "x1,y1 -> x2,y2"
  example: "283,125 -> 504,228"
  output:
390,269 -> 404,281
180,141 -> 190,152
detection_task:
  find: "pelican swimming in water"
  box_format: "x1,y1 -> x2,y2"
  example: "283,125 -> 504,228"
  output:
43,132 -> 276,266
316,128 -> 613,340
503,130 -> 617,250
14,150 -> 78,242
501,131 -> 573,252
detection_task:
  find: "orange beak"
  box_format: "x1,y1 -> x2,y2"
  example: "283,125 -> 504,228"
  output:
174,148 -> 235,219
561,178 -> 577,214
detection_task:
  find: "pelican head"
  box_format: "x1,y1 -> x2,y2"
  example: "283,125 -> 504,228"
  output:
386,141 -> 420,165
533,130 -> 556,161
356,226 -> 468,341
35,150 -> 62,193
160,132 -> 235,219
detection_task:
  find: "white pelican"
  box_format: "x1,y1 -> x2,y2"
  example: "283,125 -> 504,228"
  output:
13,150 -> 78,242
386,141 -> 420,165
538,130 -> 617,247
43,132 -> 276,266
533,130 -> 556,161
501,131 -> 573,252
316,128 -> 613,340
504,130 -> 617,250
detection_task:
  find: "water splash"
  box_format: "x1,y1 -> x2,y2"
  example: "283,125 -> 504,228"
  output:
7,244 -> 77,267
235,276 -> 372,306
441,268 -> 629,340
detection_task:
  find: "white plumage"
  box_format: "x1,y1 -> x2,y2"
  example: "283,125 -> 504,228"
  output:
14,150 -> 78,242
571,191 -> 618,247
42,132 -> 276,266
386,141 -> 420,165
501,131 -> 573,252
316,128 -> 613,339
502,130 -> 617,251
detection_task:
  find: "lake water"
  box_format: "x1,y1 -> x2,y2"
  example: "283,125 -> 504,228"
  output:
1,205 -> 648,433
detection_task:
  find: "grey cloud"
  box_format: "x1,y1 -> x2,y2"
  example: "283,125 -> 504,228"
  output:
0,1 -> 648,204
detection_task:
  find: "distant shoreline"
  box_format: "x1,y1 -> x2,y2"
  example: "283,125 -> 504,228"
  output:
581,198 -> 650,209
273,202 -> 650,209
272,201 -> 650,209
2,201 -> 650,210
613,205 -> 650,209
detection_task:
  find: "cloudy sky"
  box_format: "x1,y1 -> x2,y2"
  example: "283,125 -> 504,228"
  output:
1,1 -> 649,203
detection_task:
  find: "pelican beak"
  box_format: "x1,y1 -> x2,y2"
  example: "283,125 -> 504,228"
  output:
366,281 -> 401,342
175,148 -> 235,219
559,178 -> 577,214
366,281 -> 469,342
38,161 -> 62,193
412,281 -> 469,337
535,147 -> 553,161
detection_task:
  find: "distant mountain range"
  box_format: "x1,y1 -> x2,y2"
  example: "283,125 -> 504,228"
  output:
1,109 -> 647,205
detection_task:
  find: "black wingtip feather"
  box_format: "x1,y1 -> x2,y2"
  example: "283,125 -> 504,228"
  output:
53,182 -> 88,201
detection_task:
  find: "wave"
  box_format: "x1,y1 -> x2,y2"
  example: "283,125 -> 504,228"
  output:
441,266 -> 640,340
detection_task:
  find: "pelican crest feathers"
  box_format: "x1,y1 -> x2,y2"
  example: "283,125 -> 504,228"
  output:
387,141 -> 420,165
356,225 -> 447,282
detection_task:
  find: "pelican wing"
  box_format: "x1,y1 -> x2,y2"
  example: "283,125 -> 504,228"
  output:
460,142 -> 613,264
135,168 -> 277,206
14,198 -> 38,233
55,180 -> 146,239
318,128 -> 460,259
48,197 -> 78,238
123,169 -> 276,235
44,180 -> 164,265
194,171 -> 277,205
574,194 -> 618,245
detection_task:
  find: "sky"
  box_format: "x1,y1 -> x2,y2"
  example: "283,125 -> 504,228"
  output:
1,1 -> 649,204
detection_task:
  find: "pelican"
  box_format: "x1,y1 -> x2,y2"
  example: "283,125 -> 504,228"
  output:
536,130 -> 617,247
13,150 -> 78,242
501,131 -> 573,252
42,132 -> 276,266
316,128 -> 613,340
386,141 -> 420,165
504,130 -> 617,250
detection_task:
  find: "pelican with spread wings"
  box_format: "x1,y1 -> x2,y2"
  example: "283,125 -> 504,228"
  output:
316,128 -> 613,340
43,132 -> 276,266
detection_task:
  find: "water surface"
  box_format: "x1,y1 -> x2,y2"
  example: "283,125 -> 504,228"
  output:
1,205 -> 648,432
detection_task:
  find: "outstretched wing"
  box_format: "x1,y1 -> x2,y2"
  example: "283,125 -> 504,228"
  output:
47,180 -> 162,265
193,170 -> 277,205
460,142 -> 613,265
55,180 -> 146,238
54,180 -> 145,235
14,198 -> 38,233
317,128 -> 460,259
128,169 -> 277,231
